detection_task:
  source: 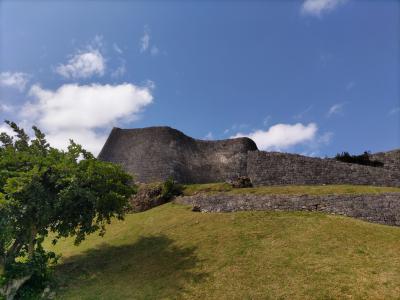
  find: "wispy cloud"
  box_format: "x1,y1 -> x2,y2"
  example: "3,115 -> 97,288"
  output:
140,26 -> 159,56
319,53 -> 333,66
111,60 -> 126,78
327,103 -> 344,117
111,65 -> 126,78
150,46 -> 159,56
263,115 -> 272,126
388,107 -> 400,115
0,72 -> 30,91
113,43 -> 123,54
55,36 -> 106,79
140,26 -> 150,53
204,132 -> 214,140
293,105 -> 313,120
0,103 -> 15,113
223,123 -> 249,135
301,0 -> 348,17
346,81 -> 355,91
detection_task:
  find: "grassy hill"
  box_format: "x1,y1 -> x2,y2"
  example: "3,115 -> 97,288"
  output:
182,183 -> 400,196
47,186 -> 400,299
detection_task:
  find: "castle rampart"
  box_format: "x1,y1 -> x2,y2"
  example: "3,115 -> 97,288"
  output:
98,126 -> 257,183
247,151 -> 400,187
98,126 -> 400,187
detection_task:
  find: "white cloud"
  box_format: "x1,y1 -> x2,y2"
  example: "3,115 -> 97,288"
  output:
23,83 -> 153,154
140,26 -> 160,56
263,115 -> 272,126
0,123 -> 16,138
204,132 -> 214,140
293,105 -> 312,120
113,43 -> 123,54
223,123 -> 249,135
0,103 -> 15,113
232,123 -> 318,151
0,72 -> 30,91
55,36 -> 106,79
111,64 -> 126,78
318,131 -> 333,145
91,35 -> 104,49
301,0 -> 348,17
56,50 -> 105,79
143,80 -> 156,90
150,46 -> 159,56
327,103 -> 344,117
140,27 -> 150,53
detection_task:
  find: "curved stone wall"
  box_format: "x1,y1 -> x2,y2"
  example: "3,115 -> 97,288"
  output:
98,126 -> 258,183
98,126 -> 400,187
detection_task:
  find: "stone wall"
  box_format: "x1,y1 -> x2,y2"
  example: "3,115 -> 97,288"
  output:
98,126 -> 400,187
247,151 -> 400,187
370,149 -> 400,174
98,127 -> 257,183
175,192 -> 400,226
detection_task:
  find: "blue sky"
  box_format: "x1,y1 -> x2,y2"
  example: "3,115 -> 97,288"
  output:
0,0 -> 399,156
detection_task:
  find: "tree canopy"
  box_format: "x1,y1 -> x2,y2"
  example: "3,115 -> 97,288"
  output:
0,121 -> 135,298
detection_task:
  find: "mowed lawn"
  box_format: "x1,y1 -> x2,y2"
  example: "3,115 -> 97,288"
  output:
47,191 -> 400,299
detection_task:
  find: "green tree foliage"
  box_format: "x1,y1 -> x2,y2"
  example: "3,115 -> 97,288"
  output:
0,121 -> 135,297
161,177 -> 182,200
335,151 -> 384,167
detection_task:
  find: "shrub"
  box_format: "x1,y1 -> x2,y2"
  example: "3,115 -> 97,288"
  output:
335,151 -> 384,167
161,177 -> 183,200
130,178 -> 182,212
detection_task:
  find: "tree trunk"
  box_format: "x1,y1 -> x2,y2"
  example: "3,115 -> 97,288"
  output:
27,226 -> 37,260
0,274 -> 32,300
5,240 -> 23,266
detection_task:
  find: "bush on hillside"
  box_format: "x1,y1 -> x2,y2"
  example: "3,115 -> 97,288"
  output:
161,177 -> 183,200
335,151 -> 384,167
130,177 -> 182,212
230,176 -> 253,188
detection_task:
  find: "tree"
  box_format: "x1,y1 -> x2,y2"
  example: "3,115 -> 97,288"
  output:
0,121 -> 135,299
335,151 -> 384,167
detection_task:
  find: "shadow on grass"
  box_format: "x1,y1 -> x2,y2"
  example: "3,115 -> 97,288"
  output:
54,235 -> 207,299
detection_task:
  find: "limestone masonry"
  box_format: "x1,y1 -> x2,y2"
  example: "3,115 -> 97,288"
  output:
98,126 -> 400,187
175,193 -> 400,226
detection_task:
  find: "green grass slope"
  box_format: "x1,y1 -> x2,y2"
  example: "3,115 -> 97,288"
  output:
48,201 -> 400,299
182,183 -> 400,196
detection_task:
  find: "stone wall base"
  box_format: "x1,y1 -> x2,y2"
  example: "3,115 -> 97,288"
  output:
174,193 -> 400,226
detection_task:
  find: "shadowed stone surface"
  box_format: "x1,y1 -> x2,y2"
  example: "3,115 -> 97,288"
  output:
98,126 -> 257,183
370,149 -> 400,174
175,192 -> 400,226
98,126 -> 400,187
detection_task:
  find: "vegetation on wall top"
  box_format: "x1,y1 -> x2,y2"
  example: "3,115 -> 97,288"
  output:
335,151 -> 384,167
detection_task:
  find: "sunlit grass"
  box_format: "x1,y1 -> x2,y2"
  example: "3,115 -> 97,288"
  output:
182,183 -> 400,196
47,202 -> 400,299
